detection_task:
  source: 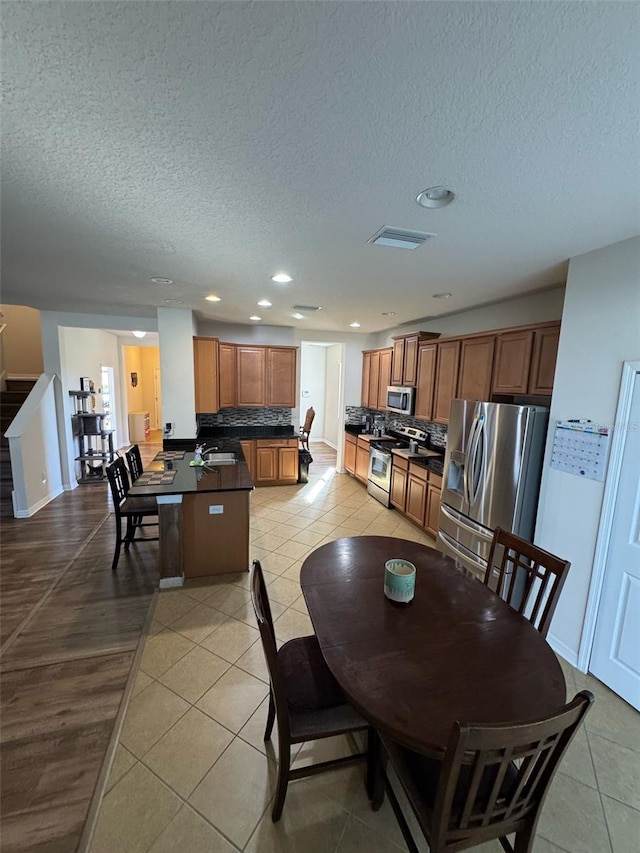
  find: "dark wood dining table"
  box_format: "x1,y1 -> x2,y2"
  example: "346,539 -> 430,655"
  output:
300,536 -> 566,757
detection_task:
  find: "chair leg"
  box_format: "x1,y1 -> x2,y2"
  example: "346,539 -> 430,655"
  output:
112,514 -> 123,571
365,727 -> 379,799
271,738 -> 291,822
264,689 -> 276,742
370,735 -> 386,811
124,516 -> 135,551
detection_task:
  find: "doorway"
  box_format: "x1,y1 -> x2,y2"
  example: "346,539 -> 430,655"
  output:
299,342 -> 345,468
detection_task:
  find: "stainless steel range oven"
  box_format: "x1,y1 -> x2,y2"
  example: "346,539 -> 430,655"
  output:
367,445 -> 393,507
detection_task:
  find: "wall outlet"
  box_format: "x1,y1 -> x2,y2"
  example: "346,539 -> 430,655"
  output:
164,422 -> 174,436
209,505 -> 224,515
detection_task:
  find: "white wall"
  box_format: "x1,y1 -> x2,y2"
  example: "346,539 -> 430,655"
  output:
299,344 -> 327,440
376,286 -> 565,347
58,326 -> 122,484
324,344 -> 343,448
535,237 -> 640,664
0,304 -> 44,376
157,307 -> 197,438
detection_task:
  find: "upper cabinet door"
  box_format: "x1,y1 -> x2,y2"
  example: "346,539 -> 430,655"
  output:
368,350 -> 381,409
361,351 -> 372,408
218,343 -> 238,408
403,334 -> 420,385
529,325 -> 560,394
267,347 -> 296,407
237,346 -> 267,407
492,330 -> 534,395
458,336 -> 495,402
378,348 -> 393,411
193,337 -> 219,413
391,339 -> 405,385
433,340 -> 461,424
415,343 -> 437,421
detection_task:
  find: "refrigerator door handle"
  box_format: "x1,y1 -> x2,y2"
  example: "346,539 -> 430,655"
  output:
468,415 -> 485,506
463,414 -> 479,506
440,504 -> 495,543
438,529 -> 488,571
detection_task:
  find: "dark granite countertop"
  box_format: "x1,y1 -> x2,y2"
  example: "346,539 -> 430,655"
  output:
197,425 -> 295,440
131,443 -> 254,495
405,453 -> 444,477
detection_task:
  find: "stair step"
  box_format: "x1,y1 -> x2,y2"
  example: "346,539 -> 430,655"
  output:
4,380 -> 37,393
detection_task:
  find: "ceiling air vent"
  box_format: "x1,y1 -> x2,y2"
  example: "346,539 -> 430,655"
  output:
367,227 -> 435,250
292,304 -> 322,312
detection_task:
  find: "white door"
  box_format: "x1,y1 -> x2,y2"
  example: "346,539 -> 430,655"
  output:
590,368 -> 640,710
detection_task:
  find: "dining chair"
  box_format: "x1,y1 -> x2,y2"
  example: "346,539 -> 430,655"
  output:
105,457 -> 159,571
378,690 -> 594,853
299,406 -> 315,451
484,527 -> 570,638
125,443 -> 144,483
250,559 -> 373,822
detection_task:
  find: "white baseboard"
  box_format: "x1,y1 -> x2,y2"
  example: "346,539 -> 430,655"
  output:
6,373 -> 41,381
322,439 -> 337,450
63,481 -> 79,492
159,575 -> 185,589
12,484 -> 65,518
547,633 -> 581,671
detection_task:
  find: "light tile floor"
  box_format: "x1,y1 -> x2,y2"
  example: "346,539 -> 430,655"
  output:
90,455 -> 639,853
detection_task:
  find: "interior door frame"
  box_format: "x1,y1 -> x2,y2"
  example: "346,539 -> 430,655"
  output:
579,359 -> 640,672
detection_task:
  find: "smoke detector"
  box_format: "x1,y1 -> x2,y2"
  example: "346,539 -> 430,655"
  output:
367,227 -> 435,250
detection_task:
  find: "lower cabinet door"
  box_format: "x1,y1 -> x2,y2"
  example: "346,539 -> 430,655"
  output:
344,436 -> 356,474
355,444 -> 370,483
256,447 -> 278,482
279,446 -> 299,482
406,474 -> 427,526
390,465 -> 407,510
425,483 -> 441,537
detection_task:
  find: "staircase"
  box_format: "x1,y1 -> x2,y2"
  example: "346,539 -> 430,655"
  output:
1,379 -> 37,517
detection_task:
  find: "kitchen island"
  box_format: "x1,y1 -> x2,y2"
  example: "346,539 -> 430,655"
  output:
129,442 -> 253,586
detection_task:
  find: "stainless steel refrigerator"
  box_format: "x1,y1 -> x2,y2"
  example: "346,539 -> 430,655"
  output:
437,399 -> 549,579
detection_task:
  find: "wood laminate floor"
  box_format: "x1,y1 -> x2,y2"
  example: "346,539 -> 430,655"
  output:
0,440 -> 162,853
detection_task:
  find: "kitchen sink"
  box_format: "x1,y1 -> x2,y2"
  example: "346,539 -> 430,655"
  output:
204,452 -> 237,464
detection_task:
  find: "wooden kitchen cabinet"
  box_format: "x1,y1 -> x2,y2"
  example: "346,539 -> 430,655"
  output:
237,346 -> 267,407
368,350 -> 381,410
433,340 -> 461,424
218,343 -> 238,408
344,433 -> 357,475
414,343 -> 437,421
458,335 -> 495,402
390,456 -> 408,511
391,333 -> 421,385
492,330 -> 534,395
355,440 -> 370,483
266,347 -> 296,406
425,476 -> 442,538
194,336 -> 219,413
378,348 -> 392,410
405,464 -> 428,526
254,438 -> 299,485
361,351 -> 372,408
391,338 -> 405,385
529,325 -> 560,395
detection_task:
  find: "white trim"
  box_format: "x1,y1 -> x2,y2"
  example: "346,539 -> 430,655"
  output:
578,360 -> 640,673
322,439 -> 337,450
159,575 -> 185,589
6,373 -> 40,381
547,632 -> 579,669
63,481 -> 78,492
12,484 -> 65,518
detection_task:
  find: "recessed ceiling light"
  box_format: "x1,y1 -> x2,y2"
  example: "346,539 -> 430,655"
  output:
257,299 -> 272,308
350,322 -> 361,328
164,298 -> 184,304
205,294 -> 221,302
416,187 -> 456,209
132,330 -> 147,339
381,312 -> 396,317
291,312 -> 304,320
151,277 -> 174,284
249,315 -> 262,321
432,292 -> 452,299
272,273 -> 293,283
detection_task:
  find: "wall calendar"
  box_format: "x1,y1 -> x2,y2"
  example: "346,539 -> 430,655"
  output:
550,420 -> 610,482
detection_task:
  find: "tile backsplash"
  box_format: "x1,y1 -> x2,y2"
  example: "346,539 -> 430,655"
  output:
198,408 -> 292,428
344,406 -> 447,450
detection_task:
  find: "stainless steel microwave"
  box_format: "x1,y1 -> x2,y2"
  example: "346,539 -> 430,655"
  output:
386,386 -> 415,415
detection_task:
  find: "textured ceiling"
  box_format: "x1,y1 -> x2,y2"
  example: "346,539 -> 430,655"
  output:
1,1 -> 638,333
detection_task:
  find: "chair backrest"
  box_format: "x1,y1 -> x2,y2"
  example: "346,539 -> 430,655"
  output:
125,444 -> 144,483
301,406 -> 315,435
250,560 -> 290,731
106,456 -> 130,510
429,691 -> 594,851
484,528 -> 570,638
